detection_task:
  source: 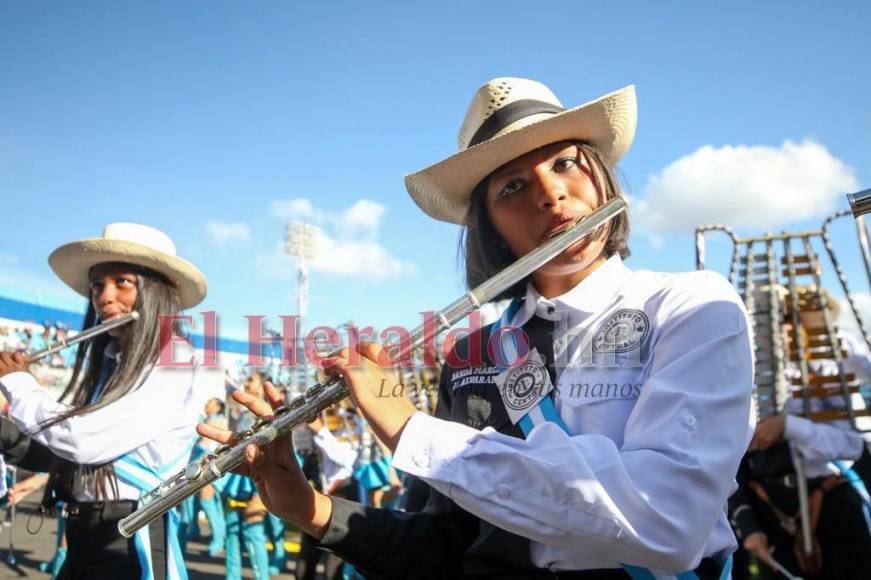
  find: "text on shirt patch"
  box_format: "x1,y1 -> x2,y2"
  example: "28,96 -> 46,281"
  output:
500,359 -> 547,411
448,365 -> 500,392
593,309 -> 650,353
493,349 -> 554,425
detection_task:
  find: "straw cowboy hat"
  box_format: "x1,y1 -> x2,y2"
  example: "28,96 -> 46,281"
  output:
48,223 -> 207,309
405,77 -> 637,224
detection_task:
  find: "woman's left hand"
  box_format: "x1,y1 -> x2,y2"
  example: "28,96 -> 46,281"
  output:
0,352 -> 28,379
322,342 -> 418,453
197,382 -> 333,538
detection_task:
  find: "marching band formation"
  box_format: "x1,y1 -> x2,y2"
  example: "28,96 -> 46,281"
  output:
0,75 -> 869,580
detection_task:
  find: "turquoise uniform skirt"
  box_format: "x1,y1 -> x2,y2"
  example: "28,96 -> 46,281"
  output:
353,456 -> 392,492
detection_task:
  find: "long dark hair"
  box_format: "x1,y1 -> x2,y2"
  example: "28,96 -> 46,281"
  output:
460,141 -> 630,301
42,265 -> 182,501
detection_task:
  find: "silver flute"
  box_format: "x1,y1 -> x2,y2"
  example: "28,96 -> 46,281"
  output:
847,188 -> 871,218
118,196 -> 628,538
25,312 -> 140,363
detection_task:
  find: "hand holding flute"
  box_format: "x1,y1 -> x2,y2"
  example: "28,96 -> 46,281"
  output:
117,196 -> 628,538
0,352 -> 29,379
199,342 -> 412,539
201,382 -> 334,539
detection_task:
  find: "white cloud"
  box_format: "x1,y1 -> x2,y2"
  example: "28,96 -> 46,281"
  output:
314,235 -> 416,278
207,220 -> 251,243
269,197 -> 386,234
341,200 -> 385,234
257,237 -> 416,281
0,251 -> 18,266
634,139 -> 859,235
269,198 -> 316,219
259,198 -> 414,280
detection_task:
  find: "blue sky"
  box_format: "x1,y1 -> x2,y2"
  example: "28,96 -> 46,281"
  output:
1,1 -> 869,340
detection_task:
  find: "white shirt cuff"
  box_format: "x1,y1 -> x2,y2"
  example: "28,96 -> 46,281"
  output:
392,412 -> 479,486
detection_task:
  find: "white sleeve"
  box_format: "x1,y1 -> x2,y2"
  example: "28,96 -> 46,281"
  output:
0,364 -> 199,465
393,296 -> 754,573
313,428 -> 358,471
841,333 -> 871,383
784,414 -> 864,461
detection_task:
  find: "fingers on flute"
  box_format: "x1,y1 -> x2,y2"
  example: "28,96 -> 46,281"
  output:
197,423 -> 235,444
0,352 -> 15,369
263,382 -> 285,409
359,342 -> 390,367
231,390 -> 275,417
244,443 -> 266,468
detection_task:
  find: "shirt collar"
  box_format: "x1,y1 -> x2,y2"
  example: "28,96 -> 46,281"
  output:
517,255 -> 632,323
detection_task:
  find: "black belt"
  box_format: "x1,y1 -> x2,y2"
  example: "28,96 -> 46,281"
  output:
757,474 -> 830,490
476,556 -> 725,579
66,499 -> 138,518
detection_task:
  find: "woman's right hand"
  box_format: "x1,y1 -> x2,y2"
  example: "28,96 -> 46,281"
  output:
196,381 -> 334,539
0,352 -> 28,379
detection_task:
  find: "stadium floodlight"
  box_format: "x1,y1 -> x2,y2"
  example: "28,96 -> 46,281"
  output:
284,221 -> 321,392
285,222 -> 321,261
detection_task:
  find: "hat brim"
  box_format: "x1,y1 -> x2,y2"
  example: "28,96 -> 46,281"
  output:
405,85 -> 637,225
48,239 -> 208,309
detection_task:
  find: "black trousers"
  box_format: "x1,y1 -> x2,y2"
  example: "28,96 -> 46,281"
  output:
755,482 -> 871,580
58,500 -> 166,580
296,479 -> 359,580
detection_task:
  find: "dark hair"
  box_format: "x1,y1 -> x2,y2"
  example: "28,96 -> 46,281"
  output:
209,397 -> 226,416
460,141 -> 630,300
41,265 -> 181,502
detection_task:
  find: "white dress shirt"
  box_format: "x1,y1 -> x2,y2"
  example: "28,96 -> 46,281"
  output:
0,342 -> 224,501
393,256 -> 755,575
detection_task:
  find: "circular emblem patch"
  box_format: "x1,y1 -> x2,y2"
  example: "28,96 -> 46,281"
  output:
593,309 -> 650,353
501,360 -> 547,411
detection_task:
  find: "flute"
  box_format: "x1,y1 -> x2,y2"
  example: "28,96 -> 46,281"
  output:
848,188 -> 871,219
26,312 -> 140,363
118,196 -> 628,538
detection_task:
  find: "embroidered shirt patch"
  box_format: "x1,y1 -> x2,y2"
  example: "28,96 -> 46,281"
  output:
593,309 -> 650,353
494,348 -> 553,424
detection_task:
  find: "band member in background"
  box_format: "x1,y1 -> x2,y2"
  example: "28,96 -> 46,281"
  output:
202,77 -> 755,578
730,286 -> 871,578
218,371 -> 271,580
294,413 -> 359,580
179,396 -> 228,557
0,223 -> 223,579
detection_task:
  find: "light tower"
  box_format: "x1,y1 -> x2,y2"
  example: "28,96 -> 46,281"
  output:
285,221 -> 321,393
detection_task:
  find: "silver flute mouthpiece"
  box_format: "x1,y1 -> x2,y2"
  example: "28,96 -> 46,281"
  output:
25,312 -> 140,364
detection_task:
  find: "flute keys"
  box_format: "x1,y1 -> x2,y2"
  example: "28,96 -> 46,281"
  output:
184,462 -> 203,480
